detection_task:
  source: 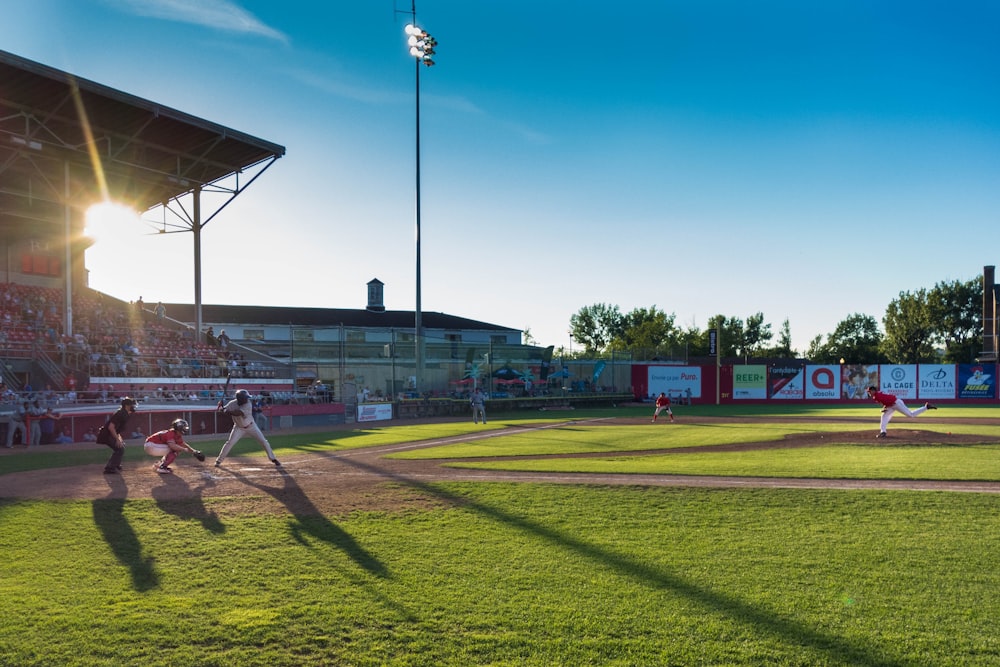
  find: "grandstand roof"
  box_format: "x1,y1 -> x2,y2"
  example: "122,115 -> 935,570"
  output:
162,303 -> 519,333
0,49 -> 285,231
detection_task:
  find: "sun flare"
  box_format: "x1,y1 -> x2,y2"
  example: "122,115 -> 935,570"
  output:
84,201 -> 140,240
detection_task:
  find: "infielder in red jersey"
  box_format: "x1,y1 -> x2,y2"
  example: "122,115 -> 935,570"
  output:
866,386 -> 937,438
144,419 -> 201,474
652,392 -> 674,423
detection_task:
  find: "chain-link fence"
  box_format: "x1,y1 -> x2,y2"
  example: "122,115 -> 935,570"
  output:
287,329 -> 635,402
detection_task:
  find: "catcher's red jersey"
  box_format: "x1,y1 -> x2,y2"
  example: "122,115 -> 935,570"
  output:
146,429 -> 186,447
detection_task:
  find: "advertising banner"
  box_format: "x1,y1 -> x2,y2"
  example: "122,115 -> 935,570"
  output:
841,364 -> 879,400
769,366 -> 804,399
357,403 -> 393,422
879,365 -> 917,399
647,366 -> 701,398
732,365 -> 767,399
958,364 -> 997,400
805,365 -> 840,399
917,365 -> 956,400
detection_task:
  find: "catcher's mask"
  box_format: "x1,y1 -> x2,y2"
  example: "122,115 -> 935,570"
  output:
171,418 -> 190,435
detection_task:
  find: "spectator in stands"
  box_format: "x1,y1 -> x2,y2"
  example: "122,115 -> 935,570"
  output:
218,330 -> 231,349
253,396 -> 267,430
135,296 -> 144,311
5,401 -> 28,447
82,427 -> 97,442
39,407 -> 57,444
131,425 -> 146,440
155,301 -> 166,319
54,427 -> 74,444
28,399 -> 45,446
205,326 -> 217,347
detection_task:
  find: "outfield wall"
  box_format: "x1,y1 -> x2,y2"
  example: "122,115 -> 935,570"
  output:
632,363 -> 998,404
0,401 -> 347,446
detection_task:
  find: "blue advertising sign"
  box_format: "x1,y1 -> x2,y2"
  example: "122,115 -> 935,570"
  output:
957,364 -> 997,400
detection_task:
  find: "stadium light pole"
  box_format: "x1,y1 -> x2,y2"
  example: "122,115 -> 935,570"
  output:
404,15 -> 436,394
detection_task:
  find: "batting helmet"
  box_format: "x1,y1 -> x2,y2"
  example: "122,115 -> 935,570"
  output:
235,389 -> 250,405
171,418 -> 190,435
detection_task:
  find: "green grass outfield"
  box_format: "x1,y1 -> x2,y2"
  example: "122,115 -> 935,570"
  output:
3,404 -> 1000,665
394,404 -> 1000,482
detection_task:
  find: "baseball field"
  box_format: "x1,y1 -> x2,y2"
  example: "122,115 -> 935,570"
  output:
3,403 -> 1000,666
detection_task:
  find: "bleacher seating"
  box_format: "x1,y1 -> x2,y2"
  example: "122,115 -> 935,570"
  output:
0,283 -> 280,395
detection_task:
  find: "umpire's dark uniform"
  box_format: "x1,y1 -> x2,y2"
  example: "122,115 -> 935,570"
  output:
97,397 -> 136,474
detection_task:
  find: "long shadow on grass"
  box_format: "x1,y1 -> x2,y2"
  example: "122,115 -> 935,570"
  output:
151,474 -> 225,534
92,476 -> 159,592
339,455 -> 899,667
226,467 -> 387,577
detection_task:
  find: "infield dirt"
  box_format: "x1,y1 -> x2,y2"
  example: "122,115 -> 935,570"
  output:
3,414 -> 1000,516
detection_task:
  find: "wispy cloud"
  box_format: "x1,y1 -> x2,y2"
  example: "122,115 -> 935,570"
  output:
286,68 -> 550,144
107,0 -> 287,43
284,68 -> 404,106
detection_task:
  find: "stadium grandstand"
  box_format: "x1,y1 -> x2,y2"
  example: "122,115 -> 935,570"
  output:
0,49 -> 619,444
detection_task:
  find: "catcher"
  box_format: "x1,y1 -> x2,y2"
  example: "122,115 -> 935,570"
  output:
144,419 -> 205,474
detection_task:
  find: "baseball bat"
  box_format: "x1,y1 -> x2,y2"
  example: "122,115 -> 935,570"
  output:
219,373 -> 232,407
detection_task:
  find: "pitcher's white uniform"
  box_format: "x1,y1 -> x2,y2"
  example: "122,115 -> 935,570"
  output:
215,390 -> 280,466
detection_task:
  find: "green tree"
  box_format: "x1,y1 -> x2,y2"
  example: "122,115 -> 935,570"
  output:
881,289 -> 937,363
681,324 -> 707,357
612,306 -> 680,356
569,303 -> 622,355
704,315 -> 743,358
737,312 -> 773,359
928,277 -> 982,363
806,334 -> 827,361
822,313 -> 885,364
764,318 -> 795,358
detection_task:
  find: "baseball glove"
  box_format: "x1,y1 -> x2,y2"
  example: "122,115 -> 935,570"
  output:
193,450 -> 206,462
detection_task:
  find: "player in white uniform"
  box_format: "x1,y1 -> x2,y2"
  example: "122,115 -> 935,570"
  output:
214,389 -> 280,467
470,388 -> 487,424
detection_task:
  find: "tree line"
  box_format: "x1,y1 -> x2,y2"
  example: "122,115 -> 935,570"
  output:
560,276 -> 983,364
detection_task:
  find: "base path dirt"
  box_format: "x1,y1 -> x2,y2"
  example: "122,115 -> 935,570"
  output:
3,415 -> 1000,515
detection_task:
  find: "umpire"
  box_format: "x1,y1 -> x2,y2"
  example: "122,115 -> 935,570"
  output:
96,397 -> 137,474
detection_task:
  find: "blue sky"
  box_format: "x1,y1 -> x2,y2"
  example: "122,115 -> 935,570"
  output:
4,1 -> 999,353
